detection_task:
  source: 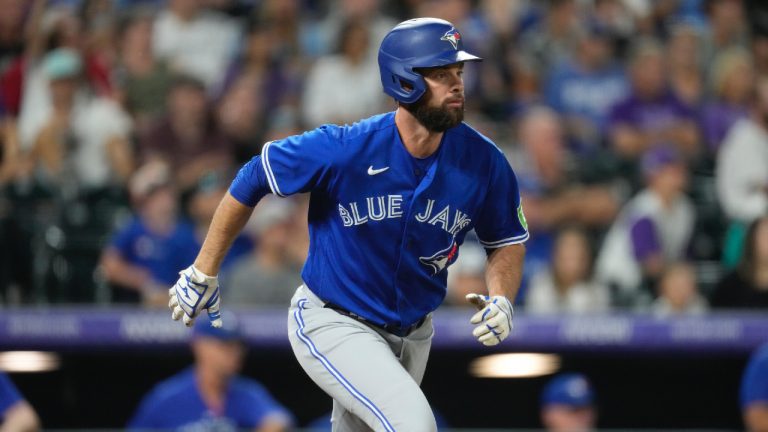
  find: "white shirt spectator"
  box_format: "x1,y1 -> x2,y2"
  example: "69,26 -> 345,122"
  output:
302,55 -> 385,128
596,189 -> 695,296
69,98 -> 132,188
525,270 -> 610,314
716,118 -> 768,223
152,9 -> 240,89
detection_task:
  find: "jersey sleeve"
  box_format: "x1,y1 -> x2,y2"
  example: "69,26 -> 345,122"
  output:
228,155 -> 271,207
260,126 -> 337,197
741,345 -> 768,409
0,372 -> 23,416
474,151 -> 530,249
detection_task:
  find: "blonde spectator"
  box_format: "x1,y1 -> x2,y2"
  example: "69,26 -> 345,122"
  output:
651,262 -> 708,317
701,47 -> 753,152
526,227 -> 610,314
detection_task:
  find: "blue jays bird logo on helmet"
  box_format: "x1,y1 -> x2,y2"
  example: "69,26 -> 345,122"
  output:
440,28 -> 461,50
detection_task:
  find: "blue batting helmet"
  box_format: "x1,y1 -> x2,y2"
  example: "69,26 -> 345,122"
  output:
378,18 -> 482,104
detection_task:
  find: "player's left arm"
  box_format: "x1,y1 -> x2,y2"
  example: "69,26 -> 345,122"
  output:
467,149 -> 528,346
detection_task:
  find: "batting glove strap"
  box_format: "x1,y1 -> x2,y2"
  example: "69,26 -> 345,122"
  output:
168,265 -> 222,328
467,294 -> 514,346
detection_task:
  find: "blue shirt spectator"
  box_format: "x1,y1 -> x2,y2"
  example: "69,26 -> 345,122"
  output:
742,343 -> 768,431
0,372 -> 40,431
128,367 -> 291,431
110,218 -> 199,287
129,315 -> 293,432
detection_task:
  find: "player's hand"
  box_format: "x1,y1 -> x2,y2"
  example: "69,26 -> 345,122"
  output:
466,293 -> 513,346
168,265 -> 222,328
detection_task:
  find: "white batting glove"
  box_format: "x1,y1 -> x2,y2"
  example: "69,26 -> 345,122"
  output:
168,265 -> 222,328
466,293 -> 514,346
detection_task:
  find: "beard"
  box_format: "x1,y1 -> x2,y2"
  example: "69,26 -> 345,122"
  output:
402,93 -> 464,132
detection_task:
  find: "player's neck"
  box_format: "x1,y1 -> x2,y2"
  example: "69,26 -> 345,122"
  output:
394,107 -> 444,158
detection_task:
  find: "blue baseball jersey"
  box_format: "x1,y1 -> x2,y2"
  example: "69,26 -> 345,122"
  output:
128,368 -> 292,431
742,343 -> 768,409
0,372 -> 22,420
230,112 -> 528,327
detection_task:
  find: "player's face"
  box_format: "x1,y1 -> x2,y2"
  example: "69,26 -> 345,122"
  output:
406,63 -> 465,132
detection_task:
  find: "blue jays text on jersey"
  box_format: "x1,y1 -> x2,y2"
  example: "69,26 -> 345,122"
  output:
229,112 -> 528,329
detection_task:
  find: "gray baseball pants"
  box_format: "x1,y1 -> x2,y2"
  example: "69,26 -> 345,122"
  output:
287,285 -> 437,432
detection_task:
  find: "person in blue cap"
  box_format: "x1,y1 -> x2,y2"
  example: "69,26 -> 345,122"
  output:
540,373 -> 597,432
0,372 -> 40,432
128,314 -> 293,432
741,343 -> 768,431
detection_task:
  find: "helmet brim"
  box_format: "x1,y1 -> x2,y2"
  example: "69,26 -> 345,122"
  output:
410,50 -> 483,68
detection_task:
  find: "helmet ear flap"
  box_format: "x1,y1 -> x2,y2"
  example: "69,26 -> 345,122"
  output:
382,65 -> 425,104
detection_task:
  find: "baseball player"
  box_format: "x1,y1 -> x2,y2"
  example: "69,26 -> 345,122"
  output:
168,18 -> 528,431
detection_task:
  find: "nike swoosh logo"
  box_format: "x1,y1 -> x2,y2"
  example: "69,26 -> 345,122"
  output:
367,166 -> 389,175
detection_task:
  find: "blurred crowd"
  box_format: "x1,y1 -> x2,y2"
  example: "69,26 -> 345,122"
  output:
0,0 -> 767,315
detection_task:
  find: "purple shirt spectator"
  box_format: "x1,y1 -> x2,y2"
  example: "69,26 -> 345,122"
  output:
608,90 -> 697,137
630,217 -> 660,261
700,102 -> 748,152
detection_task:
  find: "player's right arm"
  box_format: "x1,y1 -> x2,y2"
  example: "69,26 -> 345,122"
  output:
170,128 -> 337,327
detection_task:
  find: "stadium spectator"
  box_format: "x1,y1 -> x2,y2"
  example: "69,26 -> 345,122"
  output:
716,76 -> 768,267
716,77 -> 768,225
540,373 -> 597,432
701,0 -> 749,69
651,261 -> 708,317
444,240 -> 487,305
139,75 -> 233,191
152,0 -> 241,89
512,107 -> 620,232
309,0 -> 396,59
128,314 -> 293,432
607,39 -> 700,159
115,11 -> 173,135
0,0 -> 26,72
511,107 -> 620,292
15,3 -> 114,148
742,342 -> 768,432
712,216 -> 768,309
701,47 -> 753,153
302,19 -> 386,128
22,48 -> 134,191
99,160 -> 197,305
544,20 -> 629,151
596,146 -> 695,307
0,372 -> 40,432
216,17 -> 301,164
526,227 -> 610,314
223,196 -> 302,306
518,0 -> 582,81
666,22 -> 704,109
